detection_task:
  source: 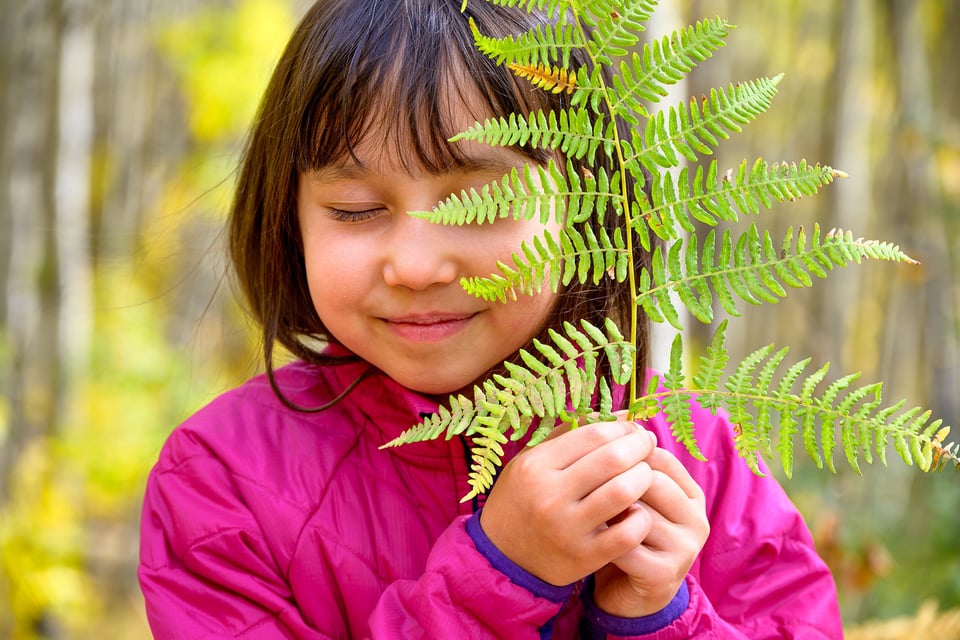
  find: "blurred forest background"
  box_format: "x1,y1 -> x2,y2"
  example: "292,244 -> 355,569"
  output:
0,0 -> 957,637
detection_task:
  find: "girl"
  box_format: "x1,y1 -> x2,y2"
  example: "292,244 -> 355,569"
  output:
139,1 -> 844,638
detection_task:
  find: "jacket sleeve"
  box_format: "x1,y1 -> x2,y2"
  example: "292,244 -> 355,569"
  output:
575,407 -> 844,640
138,449 -> 573,639
138,453 -> 320,640
368,513 -> 574,638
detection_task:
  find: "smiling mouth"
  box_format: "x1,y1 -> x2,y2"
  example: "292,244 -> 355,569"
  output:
383,313 -> 477,343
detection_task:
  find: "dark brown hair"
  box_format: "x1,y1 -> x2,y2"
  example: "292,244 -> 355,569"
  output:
229,0 -> 652,408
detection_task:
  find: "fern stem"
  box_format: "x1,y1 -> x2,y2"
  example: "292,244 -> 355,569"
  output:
569,2 -> 641,407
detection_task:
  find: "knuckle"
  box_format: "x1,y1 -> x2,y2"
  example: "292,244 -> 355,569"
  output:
584,418 -> 634,441
648,469 -> 670,491
602,524 -> 638,554
579,423 -> 618,447
509,452 -> 541,478
605,475 -> 640,505
599,445 -> 635,471
690,482 -> 706,502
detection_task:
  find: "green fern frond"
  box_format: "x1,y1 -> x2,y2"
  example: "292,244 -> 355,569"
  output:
410,159 -> 562,225
468,14 -> 584,68
690,318 -> 729,412
451,109 -> 616,165
660,333 -> 705,460
627,76 -> 783,173
607,17 -> 731,123
629,324 -> 960,478
415,158 -> 623,227
405,1 -> 959,499
636,223 -> 918,329
581,0 -> 658,64
636,159 -> 841,240
463,224 -> 629,301
384,391 -> 483,446
471,0 -> 573,15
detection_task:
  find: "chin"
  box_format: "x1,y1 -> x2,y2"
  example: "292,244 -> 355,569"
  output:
391,368 -> 487,398
402,379 -> 467,397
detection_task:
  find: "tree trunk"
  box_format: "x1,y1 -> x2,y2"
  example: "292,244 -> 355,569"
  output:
821,0 -> 876,370
0,0 -> 63,503
55,0 -> 95,380
646,0 -> 689,373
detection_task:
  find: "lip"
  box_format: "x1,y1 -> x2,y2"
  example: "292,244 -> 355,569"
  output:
382,312 -> 478,343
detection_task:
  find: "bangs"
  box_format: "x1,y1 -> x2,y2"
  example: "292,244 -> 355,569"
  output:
294,0 -> 559,175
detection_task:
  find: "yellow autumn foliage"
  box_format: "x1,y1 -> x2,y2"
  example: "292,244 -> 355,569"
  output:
157,0 -> 294,143
0,1 -> 293,637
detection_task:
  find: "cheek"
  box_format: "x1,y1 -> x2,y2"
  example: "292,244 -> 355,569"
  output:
469,218 -> 561,271
502,286 -> 559,340
301,234 -> 370,310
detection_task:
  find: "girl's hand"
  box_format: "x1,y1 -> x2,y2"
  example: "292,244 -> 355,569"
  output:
591,446 -> 709,618
479,418 -> 660,587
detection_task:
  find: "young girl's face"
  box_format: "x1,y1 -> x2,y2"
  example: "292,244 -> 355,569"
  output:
297,105 -> 561,396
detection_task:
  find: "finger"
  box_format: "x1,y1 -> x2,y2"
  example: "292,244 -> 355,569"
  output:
593,502 -> 654,559
613,502 -> 702,568
536,419 -> 647,470
639,469 -> 704,527
631,501 -> 688,552
645,448 -> 705,503
512,410 -> 629,453
610,539 -> 689,595
565,427 -> 658,493
579,460 -> 656,524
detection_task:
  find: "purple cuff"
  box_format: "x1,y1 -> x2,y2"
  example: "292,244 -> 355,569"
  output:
579,575 -> 689,638
465,511 -> 574,603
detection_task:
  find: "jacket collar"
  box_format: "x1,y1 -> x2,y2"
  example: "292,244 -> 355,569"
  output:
318,353 -> 458,460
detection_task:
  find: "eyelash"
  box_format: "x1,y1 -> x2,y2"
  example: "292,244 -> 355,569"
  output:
325,207 -> 385,222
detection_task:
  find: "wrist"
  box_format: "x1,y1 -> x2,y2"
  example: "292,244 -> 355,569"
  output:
592,574 -> 676,619
466,511 -> 575,603
580,575 -> 689,638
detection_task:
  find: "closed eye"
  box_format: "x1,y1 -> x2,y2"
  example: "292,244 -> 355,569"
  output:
325,207 -> 386,222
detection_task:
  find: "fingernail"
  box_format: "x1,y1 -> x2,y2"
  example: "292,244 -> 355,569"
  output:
647,430 -> 658,447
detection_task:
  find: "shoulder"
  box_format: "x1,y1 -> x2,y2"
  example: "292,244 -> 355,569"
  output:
157,361 -> 360,467
141,361 -> 383,564
147,361 -> 380,525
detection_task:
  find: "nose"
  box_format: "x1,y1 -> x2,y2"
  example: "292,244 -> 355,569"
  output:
382,213 -> 460,290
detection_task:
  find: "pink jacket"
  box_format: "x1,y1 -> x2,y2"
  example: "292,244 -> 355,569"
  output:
139,359 -> 843,639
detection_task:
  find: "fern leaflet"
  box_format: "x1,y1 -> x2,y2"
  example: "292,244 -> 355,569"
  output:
582,0 -> 657,64
463,224 -> 629,301
636,224 -> 918,329
627,77 -> 783,174
606,17 -> 731,123
411,158 -> 614,225
629,324 -> 958,478
636,159 -> 842,241
451,108 -> 616,165
468,15 -> 584,68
